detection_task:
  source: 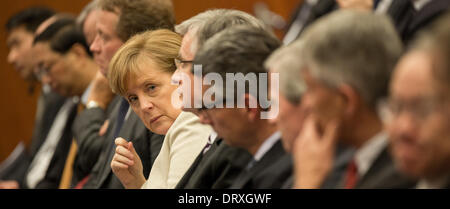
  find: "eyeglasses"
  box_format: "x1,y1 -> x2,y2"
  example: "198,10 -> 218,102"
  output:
174,58 -> 193,69
381,96 -> 448,123
34,61 -> 55,81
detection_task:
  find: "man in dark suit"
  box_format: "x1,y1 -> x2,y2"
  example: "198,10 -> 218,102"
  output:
393,0 -> 450,44
3,17 -> 97,188
283,0 -> 415,44
173,9 -> 272,189
192,26 -> 292,189
176,135 -> 252,189
0,7 -> 57,189
387,14 -> 450,189
283,0 -> 336,45
265,42 -> 356,189
72,0 -> 174,188
291,10 -> 415,189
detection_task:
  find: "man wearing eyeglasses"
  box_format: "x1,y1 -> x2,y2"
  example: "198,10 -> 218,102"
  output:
291,10 -> 416,189
386,14 -> 450,189
172,9 -> 272,189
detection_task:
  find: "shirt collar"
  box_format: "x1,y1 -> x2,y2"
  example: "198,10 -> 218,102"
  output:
81,82 -> 94,105
306,0 -> 319,5
42,84 -> 51,95
412,0 -> 432,11
417,174 -> 450,189
253,131 -> 281,162
354,131 -> 389,177
375,0 -> 394,14
209,130 -> 218,144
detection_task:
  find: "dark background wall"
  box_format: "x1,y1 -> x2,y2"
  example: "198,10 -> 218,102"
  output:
0,0 -> 300,162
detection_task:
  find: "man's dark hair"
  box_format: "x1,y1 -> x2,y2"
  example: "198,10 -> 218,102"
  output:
34,18 -> 92,57
6,7 -> 55,32
195,26 -> 280,77
194,26 -> 281,107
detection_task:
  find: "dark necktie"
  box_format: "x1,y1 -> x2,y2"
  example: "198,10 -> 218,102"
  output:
393,0 -> 417,41
107,98 -> 130,163
74,99 -> 129,189
113,98 -> 130,139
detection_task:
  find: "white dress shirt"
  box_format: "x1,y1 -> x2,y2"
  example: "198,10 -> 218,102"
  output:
283,0 -> 319,45
26,98 -> 77,188
416,175 -> 450,189
412,0 -> 432,11
375,0 -> 394,14
203,131 -> 218,154
246,131 -> 281,170
354,132 -> 389,178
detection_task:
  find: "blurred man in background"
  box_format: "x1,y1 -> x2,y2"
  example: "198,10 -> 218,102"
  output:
0,7 -> 60,189
387,13 -> 450,189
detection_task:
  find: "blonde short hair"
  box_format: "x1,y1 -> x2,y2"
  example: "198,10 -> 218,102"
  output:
108,29 -> 181,95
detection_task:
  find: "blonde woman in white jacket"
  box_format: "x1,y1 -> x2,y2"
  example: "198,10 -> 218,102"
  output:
107,29 -> 212,189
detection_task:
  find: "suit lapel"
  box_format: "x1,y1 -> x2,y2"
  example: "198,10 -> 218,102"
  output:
356,147 -> 416,189
230,140 -> 285,189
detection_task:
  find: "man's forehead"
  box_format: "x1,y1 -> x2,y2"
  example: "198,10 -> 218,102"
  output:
391,53 -> 438,99
7,26 -> 32,42
97,10 -> 119,30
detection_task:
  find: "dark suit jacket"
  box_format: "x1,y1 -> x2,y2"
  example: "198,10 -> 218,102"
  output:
23,98 -> 78,189
82,105 -> 164,189
0,89 -> 67,188
325,145 -> 415,189
393,0 -> 450,44
229,140 -> 292,189
175,138 -> 252,189
29,90 -> 67,158
284,0 -> 337,42
353,147 -> 417,189
281,175 -> 294,189
71,95 -> 121,185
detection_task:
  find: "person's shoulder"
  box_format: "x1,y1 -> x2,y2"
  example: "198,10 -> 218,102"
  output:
171,112 -> 212,135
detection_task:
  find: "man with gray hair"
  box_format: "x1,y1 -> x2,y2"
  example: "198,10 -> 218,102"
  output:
291,10 -> 416,189
76,0 -> 98,45
265,41 -> 352,189
173,9 -> 271,189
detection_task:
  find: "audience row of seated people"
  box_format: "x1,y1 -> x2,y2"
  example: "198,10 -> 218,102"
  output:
0,0 -> 449,189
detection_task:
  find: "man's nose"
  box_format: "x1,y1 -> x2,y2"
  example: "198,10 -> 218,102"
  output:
7,50 -> 17,64
90,35 -> 101,53
390,111 -> 418,141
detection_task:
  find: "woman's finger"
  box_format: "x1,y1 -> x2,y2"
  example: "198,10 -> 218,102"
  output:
113,153 -> 134,166
116,145 -> 134,160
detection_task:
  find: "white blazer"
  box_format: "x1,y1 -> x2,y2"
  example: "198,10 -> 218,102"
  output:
141,111 -> 212,189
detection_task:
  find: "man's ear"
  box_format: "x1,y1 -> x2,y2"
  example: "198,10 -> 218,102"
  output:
243,93 -> 260,121
337,84 -> 361,118
68,43 -> 88,59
